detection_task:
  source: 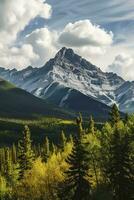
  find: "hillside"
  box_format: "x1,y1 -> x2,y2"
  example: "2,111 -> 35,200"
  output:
0,78 -> 73,119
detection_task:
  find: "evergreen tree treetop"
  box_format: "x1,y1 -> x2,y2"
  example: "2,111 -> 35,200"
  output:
88,116 -> 95,134
110,104 -> 120,125
42,136 -> 50,162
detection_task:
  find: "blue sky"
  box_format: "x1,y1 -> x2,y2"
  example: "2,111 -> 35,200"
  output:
0,0 -> 134,80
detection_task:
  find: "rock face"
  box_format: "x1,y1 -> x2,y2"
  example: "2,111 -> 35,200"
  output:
0,47 -> 133,114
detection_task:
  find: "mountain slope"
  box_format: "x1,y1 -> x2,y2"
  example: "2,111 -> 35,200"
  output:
0,47 -> 133,114
0,78 -> 74,119
37,84 -> 112,120
115,81 -> 134,113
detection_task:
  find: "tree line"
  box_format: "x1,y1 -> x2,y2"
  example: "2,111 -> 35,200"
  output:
0,104 -> 134,200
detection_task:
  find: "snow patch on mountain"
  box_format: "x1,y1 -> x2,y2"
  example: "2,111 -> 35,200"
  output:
59,89 -> 72,107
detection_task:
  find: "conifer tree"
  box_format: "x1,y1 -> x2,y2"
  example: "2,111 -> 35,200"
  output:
42,136 -> 50,162
18,125 -> 34,179
69,134 -> 73,144
37,143 -> 42,157
11,144 -> 17,164
4,148 -> 12,184
0,148 -> 5,175
51,142 -> 56,154
110,104 -> 120,125
60,131 -> 67,151
76,113 -> 83,138
58,118 -> 92,200
88,116 -> 95,134
58,137 -> 91,200
106,124 -> 134,200
124,113 -> 129,124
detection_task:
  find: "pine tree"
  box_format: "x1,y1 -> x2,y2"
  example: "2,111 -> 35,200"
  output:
124,113 -> 129,124
18,125 -> 34,179
110,104 -> 120,125
58,137 -> 92,200
106,124 -> 134,200
42,136 -> 50,162
51,142 -> 56,154
0,148 -> 5,175
60,131 -> 67,151
76,113 -> 83,138
37,143 -> 42,157
4,148 -> 12,184
58,117 -> 92,200
11,143 -> 17,164
69,134 -> 74,144
88,116 -> 95,134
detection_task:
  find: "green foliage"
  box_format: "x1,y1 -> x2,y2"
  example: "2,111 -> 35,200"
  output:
60,131 -> 67,151
42,137 -> 50,162
4,148 -> 12,184
76,113 -> 83,137
105,122 -> 134,200
88,116 -> 95,134
18,125 -> 34,179
0,107 -> 134,200
59,138 -> 92,200
0,175 -> 9,199
58,120 -> 92,200
110,104 -> 120,125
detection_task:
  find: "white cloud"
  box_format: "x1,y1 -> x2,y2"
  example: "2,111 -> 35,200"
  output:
25,28 -> 58,66
0,0 -> 52,45
58,20 -> 113,61
0,0 -> 52,68
108,53 -> 134,80
59,20 -> 113,47
0,44 -> 39,69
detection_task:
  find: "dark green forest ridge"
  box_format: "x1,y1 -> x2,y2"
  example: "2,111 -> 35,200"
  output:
0,78 -> 74,119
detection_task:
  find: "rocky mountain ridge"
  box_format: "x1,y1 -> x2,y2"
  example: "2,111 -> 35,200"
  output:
0,47 -> 133,113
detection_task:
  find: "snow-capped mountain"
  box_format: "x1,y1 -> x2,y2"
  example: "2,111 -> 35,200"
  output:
0,47 -> 133,114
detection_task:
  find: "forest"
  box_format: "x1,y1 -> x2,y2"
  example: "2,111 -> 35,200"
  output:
0,104 -> 134,200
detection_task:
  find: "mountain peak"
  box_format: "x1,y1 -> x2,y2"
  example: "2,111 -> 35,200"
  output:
57,47 -> 74,54
53,47 -> 101,73
0,48 -> 132,114
55,47 -> 75,60
53,47 -> 94,70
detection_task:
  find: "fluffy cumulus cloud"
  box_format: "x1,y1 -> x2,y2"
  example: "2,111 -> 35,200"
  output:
108,53 -> 134,80
0,0 -> 52,69
58,20 -> 113,58
0,0 -> 51,45
25,28 -> 58,66
0,44 -> 39,68
59,20 -> 113,47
